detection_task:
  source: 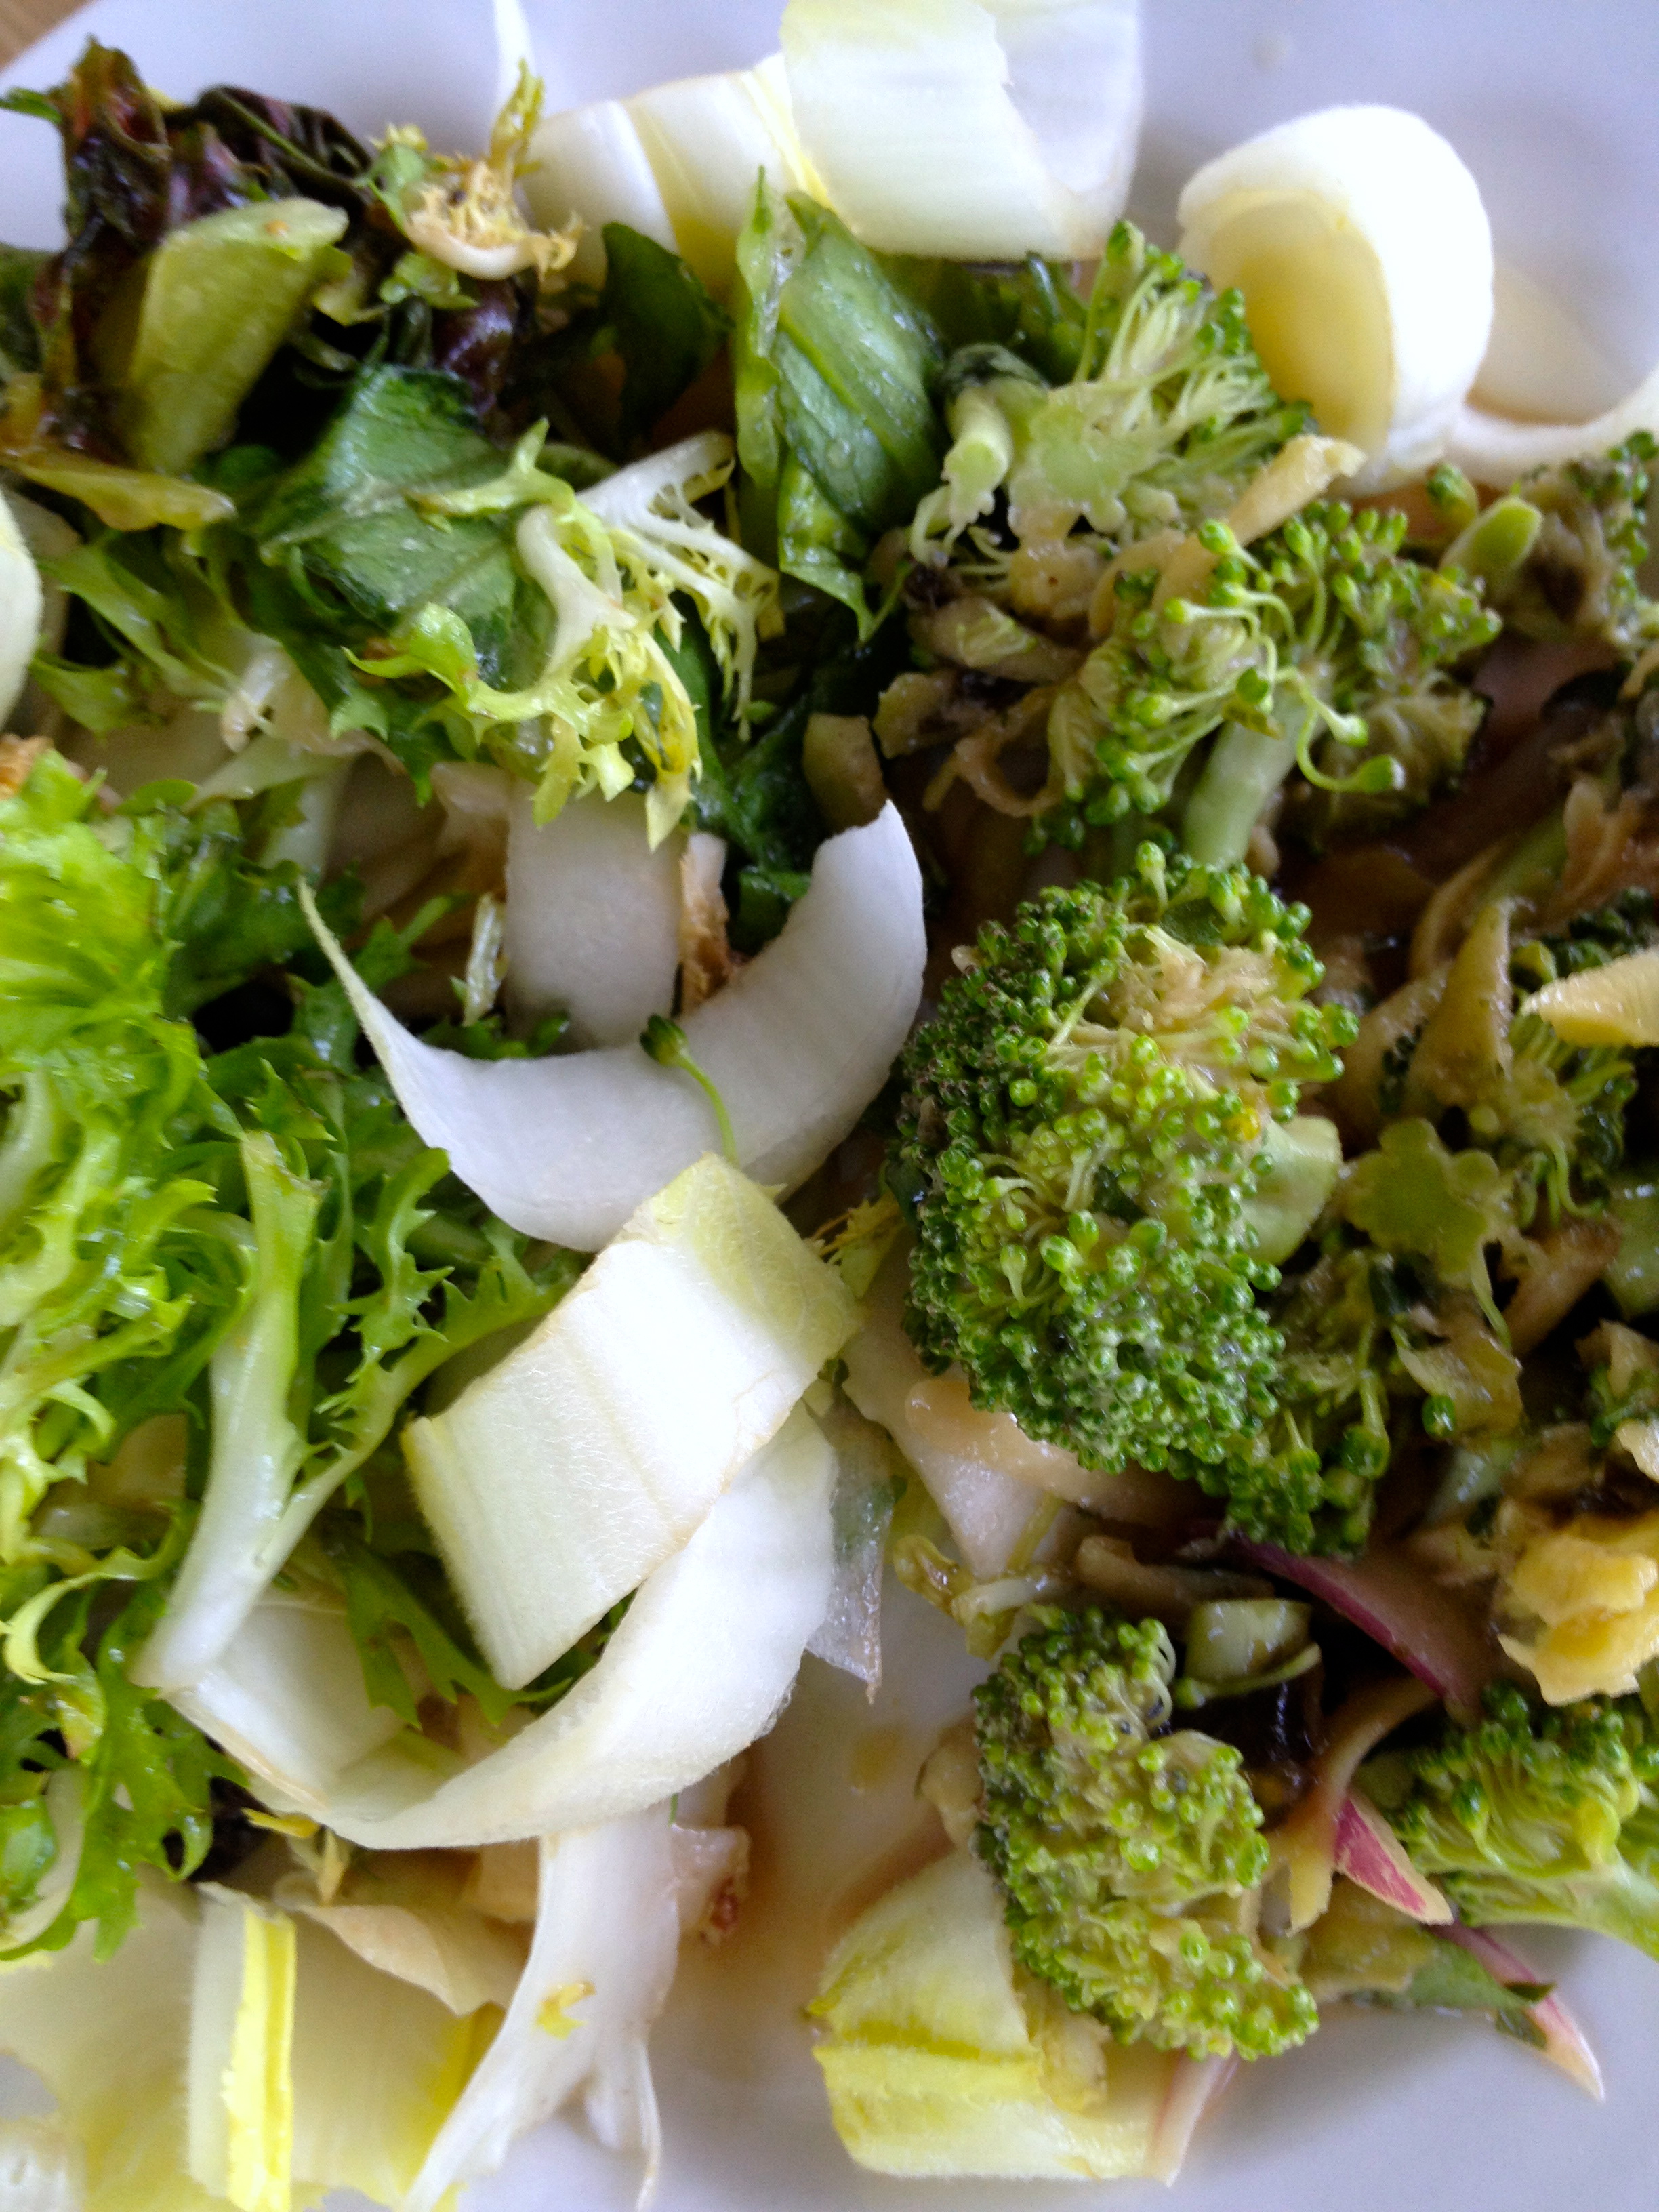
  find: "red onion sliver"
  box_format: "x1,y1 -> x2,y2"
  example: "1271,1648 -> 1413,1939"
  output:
1231,1540 -> 1496,1721
1333,1790 -> 1453,1923
1270,1675 -> 1436,1932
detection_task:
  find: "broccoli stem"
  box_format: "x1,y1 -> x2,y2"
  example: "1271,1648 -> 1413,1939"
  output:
1181,715 -> 1298,867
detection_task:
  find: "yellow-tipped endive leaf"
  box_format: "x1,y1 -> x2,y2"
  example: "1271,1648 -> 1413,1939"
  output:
288,1915 -> 493,2204
782,0 -> 1141,259
405,1807 -> 682,2212
302,802 -> 924,1252
525,56 -> 808,291
0,1877 -> 493,2212
186,1889 -> 295,2212
171,1409 -> 836,1850
403,1153 -> 856,1689
0,1879 -> 216,2212
1525,948 -> 1659,1046
1178,106 -> 1493,492
811,1849 -> 1174,2177
625,55 -> 815,293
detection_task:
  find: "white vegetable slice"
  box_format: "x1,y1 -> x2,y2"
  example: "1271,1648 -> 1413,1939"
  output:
1472,262 -> 1627,428
0,1877 -> 211,2212
782,0 -> 1141,260
525,58 -> 806,293
165,1595 -> 404,1782
504,786 -> 683,1044
0,491 -> 45,728
523,100 -> 676,287
404,1808 -> 682,2212
404,1152 -> 856,1689
1448,355 -> 1659,485
0,2121 -> 81,2212
171,1408 -> 836,1850
302,802 -> 925,1251
625,56 -> 815,294
1177,106 -> 1494,493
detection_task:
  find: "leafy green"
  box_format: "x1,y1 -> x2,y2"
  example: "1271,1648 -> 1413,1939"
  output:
0,37 -> 565,457
685,602 -> 908,947
0,1576 -> 239,1961
557,222 -> 731,455
30,528 -> 245,734
319,1527 -> 626,1732
130,793 -> 359,1017
0,750 -> 580,1952
734,186 -> 945,631
884,251 -> 1088,385
250,366 -> 544,691
0,245 -> 45,380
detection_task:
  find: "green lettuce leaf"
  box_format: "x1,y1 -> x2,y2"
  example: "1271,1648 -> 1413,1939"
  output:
0,752 -> 580,1955
734,186 -> 945,632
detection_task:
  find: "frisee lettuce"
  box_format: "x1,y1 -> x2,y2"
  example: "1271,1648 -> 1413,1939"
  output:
0,752 -> 579,1953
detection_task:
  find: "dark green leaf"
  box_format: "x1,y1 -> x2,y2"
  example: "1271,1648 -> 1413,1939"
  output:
734,186 -> 945,633
251,366 -> 541,688
594,222 -> 729,450
0,244 -> 46,377
882,252 -> 1088,384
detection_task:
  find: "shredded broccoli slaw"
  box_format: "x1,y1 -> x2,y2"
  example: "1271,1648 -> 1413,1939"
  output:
1,8 -> 1659,2207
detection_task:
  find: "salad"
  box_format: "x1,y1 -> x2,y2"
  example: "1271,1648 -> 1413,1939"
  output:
1,1 -> 1658,2205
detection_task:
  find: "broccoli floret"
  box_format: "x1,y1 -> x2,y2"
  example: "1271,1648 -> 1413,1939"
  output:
1402,898 -> 1640,1223
1370,1681 -> 1659,1959
1586,1321 -> 1659,1449
1477,436 -> 1659,657
1492,1012 -> 1636,1218
1043,502 -> 1498,865
894,847 -> 1353,1496
1227,1112 -> 1538,1555
974,1607 -> 1315,2060
912,222 -> 1305,569
1223,1246 -> 1398,1554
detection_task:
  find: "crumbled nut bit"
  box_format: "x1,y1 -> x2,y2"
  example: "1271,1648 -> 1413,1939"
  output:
678,830 -> 738,1012
0,735 -> 47,799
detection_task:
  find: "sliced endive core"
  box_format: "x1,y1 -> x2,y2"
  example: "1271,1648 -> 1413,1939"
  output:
1185,194 -> 1393,460
404,1152 -> 856,1689
1178,105 -> 1494,492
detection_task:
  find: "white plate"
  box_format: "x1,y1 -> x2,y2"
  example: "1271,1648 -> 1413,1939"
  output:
3,3 -> 1659,2208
